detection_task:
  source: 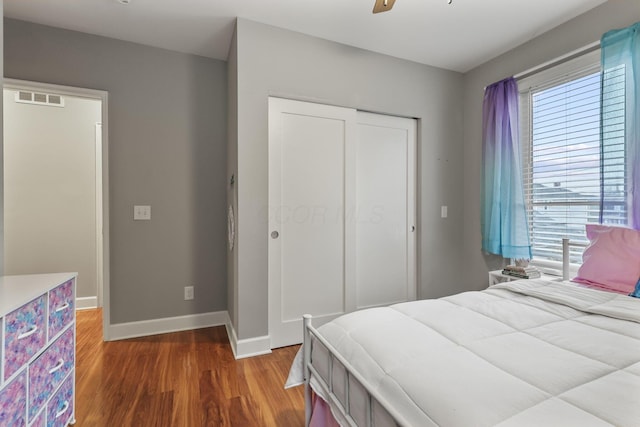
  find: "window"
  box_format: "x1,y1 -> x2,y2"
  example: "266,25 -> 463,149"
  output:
519,50 -> 628,266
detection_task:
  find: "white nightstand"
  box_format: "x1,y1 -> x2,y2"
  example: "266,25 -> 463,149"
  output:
488,270 -> 561,286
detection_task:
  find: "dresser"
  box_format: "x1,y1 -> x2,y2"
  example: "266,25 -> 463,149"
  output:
0,273 -> 77,427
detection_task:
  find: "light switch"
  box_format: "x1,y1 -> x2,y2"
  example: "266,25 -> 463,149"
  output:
441,205 -> 448,218
134,205 -> 151,220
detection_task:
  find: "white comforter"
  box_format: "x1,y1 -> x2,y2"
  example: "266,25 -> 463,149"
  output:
292,279 -> 640,426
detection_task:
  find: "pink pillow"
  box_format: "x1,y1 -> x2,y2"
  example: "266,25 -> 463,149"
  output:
573,224 -> 640,294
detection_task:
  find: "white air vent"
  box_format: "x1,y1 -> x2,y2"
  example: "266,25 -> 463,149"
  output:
14,90 -> 65,107
18,91 -> 32,102
48,95 -> 62,105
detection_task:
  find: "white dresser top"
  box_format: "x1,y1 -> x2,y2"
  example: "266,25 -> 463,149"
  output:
0,273 -> 77,316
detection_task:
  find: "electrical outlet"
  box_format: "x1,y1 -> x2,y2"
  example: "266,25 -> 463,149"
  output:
184,286 -> 194,300
134,205 -> 151,220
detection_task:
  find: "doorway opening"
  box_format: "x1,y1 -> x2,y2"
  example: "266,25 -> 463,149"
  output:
3,79 -> 110,340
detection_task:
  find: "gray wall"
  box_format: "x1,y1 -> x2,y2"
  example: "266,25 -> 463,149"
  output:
232,19 -> 465,340
4,18 -> 228,324
462,1 -> 640,290
227,24 -> 239,330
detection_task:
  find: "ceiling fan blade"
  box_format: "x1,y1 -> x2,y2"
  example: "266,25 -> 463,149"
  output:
373,0 -> 396,14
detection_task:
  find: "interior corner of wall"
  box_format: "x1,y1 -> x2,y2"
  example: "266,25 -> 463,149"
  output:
225,316 -> 271,359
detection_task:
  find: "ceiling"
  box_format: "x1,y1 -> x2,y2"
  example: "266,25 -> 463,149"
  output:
4,0 -> 607,73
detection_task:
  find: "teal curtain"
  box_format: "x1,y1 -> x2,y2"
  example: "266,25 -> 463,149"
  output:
600,22 -> 640,229
481,78 -> 532,259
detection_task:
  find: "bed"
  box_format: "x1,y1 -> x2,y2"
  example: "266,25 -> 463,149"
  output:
286,226 -> 640,426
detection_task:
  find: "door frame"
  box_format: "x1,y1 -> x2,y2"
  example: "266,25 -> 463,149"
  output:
3,78 -> 111,340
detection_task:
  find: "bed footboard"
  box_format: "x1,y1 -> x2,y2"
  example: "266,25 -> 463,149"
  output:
302,314 -> 404,427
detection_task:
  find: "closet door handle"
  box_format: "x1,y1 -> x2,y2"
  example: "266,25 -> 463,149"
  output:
271,231 -> 279,239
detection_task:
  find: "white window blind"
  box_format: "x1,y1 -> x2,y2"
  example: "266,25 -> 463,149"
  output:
519,50 -> 627,266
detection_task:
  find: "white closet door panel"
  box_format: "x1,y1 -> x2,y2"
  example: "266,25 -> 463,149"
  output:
269,97 -> 356,348
280,113 -> 345,320
356,124 -> 407,305
355,112 -> 417,309
268,99 -> 415,348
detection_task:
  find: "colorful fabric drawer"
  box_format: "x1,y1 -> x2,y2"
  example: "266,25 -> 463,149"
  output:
48,281 -> 74,339
0,273 -> 76,427
47,373 -> 73,427
3,295 -> 47,381
0,371 -> 26,426
29,328 -> 74,420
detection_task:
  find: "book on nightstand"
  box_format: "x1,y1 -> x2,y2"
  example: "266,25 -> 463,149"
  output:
501,265 -> 541,279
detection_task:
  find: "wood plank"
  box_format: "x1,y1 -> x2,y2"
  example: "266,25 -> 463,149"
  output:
75,309 -> 304,426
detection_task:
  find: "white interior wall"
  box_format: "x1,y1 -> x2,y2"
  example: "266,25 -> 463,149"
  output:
3,89 -> 101,300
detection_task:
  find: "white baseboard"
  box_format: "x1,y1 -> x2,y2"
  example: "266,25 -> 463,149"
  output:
106,310 -> 229,341
225,320 -> 272,359
76,296 -> 98,310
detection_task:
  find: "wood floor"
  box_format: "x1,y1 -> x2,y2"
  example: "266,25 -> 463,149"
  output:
75,309 -> 305,426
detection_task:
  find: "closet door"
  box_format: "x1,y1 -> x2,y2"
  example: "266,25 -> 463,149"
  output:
268,98 -> 357,349
355,112 -> 416,309
268,99 -> 417,348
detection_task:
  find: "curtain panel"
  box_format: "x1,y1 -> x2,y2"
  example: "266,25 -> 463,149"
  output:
481,77 -> 532,259
600,22 -> 640,229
